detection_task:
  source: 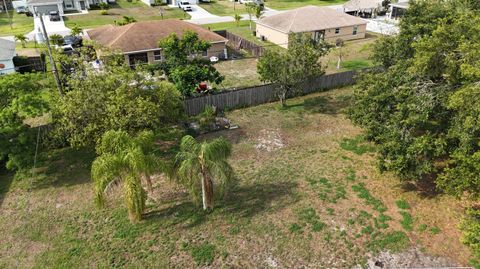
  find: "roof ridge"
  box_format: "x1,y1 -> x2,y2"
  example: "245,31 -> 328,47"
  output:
287,8 -> 299,33
108,23 -> 136,47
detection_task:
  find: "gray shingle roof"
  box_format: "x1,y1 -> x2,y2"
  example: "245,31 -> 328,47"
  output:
257,5 -> 367,33
0,38 -> 16,61
27,0 -> 62,5
343,0 -> 383,12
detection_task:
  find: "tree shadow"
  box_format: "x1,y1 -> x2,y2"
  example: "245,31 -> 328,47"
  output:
28,147 -> 95,190
302,95 -> 351,114
144,180 -> 298,228
398,174 -> 443,199
0,167 -> 14,208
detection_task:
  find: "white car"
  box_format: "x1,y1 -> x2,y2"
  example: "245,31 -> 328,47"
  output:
178,1 -> 193,12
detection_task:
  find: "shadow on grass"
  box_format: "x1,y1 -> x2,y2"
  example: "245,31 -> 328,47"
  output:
398,174 -> 443,199
0,167 -> 14,207
144,181 -> 298,227
27,147 -> 95,190
284,94 -> 351,114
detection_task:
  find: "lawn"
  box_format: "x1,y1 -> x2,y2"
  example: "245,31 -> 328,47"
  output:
0,87 -> 471,268
0,11 -> 34,37
265,0 -> 349,10
64,0 -> 189,29
214,58 -> 262,89
199,0 -> 248,16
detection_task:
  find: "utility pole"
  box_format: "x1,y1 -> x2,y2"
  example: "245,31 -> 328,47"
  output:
38,13 -> 63,96
2,0 -> 12,29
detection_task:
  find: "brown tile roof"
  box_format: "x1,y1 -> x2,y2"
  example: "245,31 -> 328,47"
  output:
86,19 -> 227,53
257,6 -> 367,33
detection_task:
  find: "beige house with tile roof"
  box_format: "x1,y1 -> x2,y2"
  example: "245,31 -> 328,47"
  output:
256,6 -> 368,49
86,19 -> 228,67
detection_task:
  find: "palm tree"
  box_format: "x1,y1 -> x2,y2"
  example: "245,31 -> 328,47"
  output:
14,34 -> 27,48
70,24 -> 83,36
234,13 -> 242,27
49,34 -> 64,46
92,130 -> 161,222
174,135 -> 234,211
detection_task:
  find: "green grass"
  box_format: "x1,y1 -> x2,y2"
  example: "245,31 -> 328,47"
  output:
340,135 -> 376,155
399,211 -> 414,231
265,0 -> 348,10
0,10 -> 34,36
395,199 -> 411,210
199,0 -> 248,16
64,0 -> 188,29
0,87 -> 466,267
341,59 -> 373,70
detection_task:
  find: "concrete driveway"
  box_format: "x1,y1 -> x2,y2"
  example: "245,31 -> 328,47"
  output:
27,15 -> 71,42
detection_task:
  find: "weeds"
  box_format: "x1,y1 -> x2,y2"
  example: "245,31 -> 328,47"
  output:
395,199 -> 411,210
399,211 -> 414,231
352,183 -> 387,212
340,135 -> 376,155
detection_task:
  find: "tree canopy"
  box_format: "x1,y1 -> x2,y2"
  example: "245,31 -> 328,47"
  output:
257,33 -> 331,106
158,31 -> 224,96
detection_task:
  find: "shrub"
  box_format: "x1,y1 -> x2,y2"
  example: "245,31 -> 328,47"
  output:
100,10 -> 108,15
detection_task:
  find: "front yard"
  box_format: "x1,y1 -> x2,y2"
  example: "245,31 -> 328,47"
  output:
64,0 -> 189,29
0,11 -> 34,36
0,87 -> 470,268
199,0 -> 248,16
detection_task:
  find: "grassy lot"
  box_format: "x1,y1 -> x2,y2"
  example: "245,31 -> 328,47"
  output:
0,87 -> 471,268
214,58 -> 262,89
265,0 -> 349,10
0,11 -> 34,37
199,0 -> 248,16
64,0 -> 189,29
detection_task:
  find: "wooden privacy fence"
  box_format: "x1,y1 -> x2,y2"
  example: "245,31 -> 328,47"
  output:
184,70 -> 358,116
215,30 -> 266,57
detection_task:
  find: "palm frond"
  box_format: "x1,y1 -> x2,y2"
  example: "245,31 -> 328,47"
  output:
206,160 -> 235,198
179,135 -> 200,153
123,172 -> 147,222
203,137 -> 232,162
91,154 -> 124,207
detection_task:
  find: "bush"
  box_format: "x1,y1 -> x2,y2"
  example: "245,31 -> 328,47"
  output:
460,208 -> 480,261
100,10 -> 108,15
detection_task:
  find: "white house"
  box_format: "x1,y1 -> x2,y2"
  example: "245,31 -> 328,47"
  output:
0,38 -> 16,75
26,0 -> 106,15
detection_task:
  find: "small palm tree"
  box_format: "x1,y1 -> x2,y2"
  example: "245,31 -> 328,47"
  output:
49,34 -> 64,46
255,5 -> 263,20
92,130 -> 162,222
174,135 -> 234,211
14,34 -> 27,48
70,24 -> 83,36
234,13 -> 242,27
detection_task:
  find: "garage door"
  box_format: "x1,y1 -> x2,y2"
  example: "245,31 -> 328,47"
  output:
34,5 -> 58,15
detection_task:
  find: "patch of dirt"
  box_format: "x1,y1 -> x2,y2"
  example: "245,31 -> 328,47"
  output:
356,247 -> 459,269
255,129 -> 284,152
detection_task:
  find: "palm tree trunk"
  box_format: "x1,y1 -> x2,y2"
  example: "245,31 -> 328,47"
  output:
144,173 -> 154,193
200,167 -> 214,210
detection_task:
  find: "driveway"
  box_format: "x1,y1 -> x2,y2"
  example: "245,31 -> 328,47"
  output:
27,15 -> 71,42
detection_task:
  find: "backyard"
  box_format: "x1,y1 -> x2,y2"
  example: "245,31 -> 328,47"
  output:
0,87 -> 470,268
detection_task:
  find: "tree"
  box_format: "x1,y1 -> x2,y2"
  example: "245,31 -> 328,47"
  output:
0,73 -> 51,171
49,34 -> 64,46
70,24 -> 83,36
174,135 -> 234,211
245,3 -> 255,30
92,130 -> 162,222
14,34 -> 27,48
234,13 -> 241,27
257,33 -> 331,106
158,31 -> 224,96
52,64 -> 183,147
335,38 -> 345,69
254,4 -> 263,20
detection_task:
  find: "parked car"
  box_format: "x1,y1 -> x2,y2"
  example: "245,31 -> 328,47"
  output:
63,35 -> 83,48
178,1 -> 192,11
49,11 -> 61,21
16,6 -> 26,13
59,44 -> 75,55
25,11 -> 33,17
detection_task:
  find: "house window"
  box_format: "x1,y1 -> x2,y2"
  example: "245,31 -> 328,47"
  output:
153,50 -> 162,61
353,25 -> 358,35
313,30 -> 325,42
335,28 -> 340,34
128,52 -> 148,67
202,50 -> 208,57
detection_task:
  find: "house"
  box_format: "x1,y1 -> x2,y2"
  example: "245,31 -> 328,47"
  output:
388,1 -> 409,20
0,38 -> 16,75
256,5 -> 367,48
26,0 -> 106,16
85,19 -> 228,67
343,0 -> 383,17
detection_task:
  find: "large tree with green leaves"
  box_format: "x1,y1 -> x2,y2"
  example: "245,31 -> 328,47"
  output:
173,135 -> 234,211
92,130 -> 163,222
52,64 -> 183,148
158,31 -> 224,96
257,33 -> 331,106
348,0 -> 480,262
0,73 -> 51,171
